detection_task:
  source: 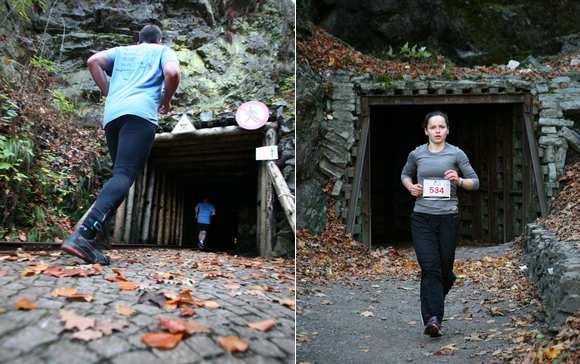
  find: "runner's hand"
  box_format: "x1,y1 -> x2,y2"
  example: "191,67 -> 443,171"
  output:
159,101 -> 171,114
409,184 -> 423,197
444,169 -> 459,183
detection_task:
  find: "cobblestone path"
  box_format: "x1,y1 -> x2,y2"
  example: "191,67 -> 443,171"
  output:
0,248 -> 295,364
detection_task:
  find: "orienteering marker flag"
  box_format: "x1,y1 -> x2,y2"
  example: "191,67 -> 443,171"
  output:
235,100 -> 269,130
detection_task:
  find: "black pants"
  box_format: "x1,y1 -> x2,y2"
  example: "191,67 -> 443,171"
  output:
83,115 -> 157,230
410,212 -> 459,325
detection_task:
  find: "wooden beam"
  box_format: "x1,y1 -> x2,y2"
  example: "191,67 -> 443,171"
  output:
113,199 -> 126,242
266,161 -> 296,235
123,182 -> 136,243
258,128 -> 276,258
154,123 -> 276,143
522,101 -> 548,216
347,100 -> 370,232
141,166 -> 156,243
366,94 -> 528,106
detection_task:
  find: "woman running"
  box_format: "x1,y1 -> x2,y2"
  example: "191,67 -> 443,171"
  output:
401,111 -> 479,337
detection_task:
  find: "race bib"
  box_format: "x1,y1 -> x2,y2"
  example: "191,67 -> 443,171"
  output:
423,179 -> 451,199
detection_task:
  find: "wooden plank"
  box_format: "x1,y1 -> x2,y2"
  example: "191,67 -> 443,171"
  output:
347,98 -> 370,232
367,94 -> 528,106
141,166 -> 156,243
156,174 -> 166,245
488,113 -> 496,242
134,163 -> 147,242
504,107 -> 514,241
163,179 -> 173,245
362,125 -> 372,248
154,123 -> 276,143
522,101 -> 548,216
123,182 -> 136,243
258,128 -> 276,257
150,170 -> 161,244
113,199 -> 126,242
266,161 -> 296,235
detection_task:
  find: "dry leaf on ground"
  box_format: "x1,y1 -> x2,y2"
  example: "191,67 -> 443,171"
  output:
115,303 -> 135,317
59,309 -> 95,331
218,336 -> 249,353
15,297 -> 36,310
248,319 -> 276,332
142,332 -> 183,350
72,329 -> 103,341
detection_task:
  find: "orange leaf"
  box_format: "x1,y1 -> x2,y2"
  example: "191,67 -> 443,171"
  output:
278,298 -> 295,309
66,294 -> 94,302
248,319 -> 276,332
142,332 -> 183,350
59,309 -> 95,331
51,287 -> 78,297
202,300 -> 220,309
72,329 -> 103,341
15,297 -> 36,310
117,282 -> 138,290
116,303 -> 135,317
180,306 -> 195,317
218,336 -> 249,353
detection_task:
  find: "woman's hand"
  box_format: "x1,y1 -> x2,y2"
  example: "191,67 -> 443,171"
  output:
444,169 -> 459,184
409,184 -> 423,197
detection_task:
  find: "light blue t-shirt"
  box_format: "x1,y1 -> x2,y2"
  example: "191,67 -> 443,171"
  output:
196,202 -> 216,224
103,43 -> 178,127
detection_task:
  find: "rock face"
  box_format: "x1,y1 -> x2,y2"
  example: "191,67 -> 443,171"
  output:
525,223 -> 580,330
16,0 -> 295,127
302,0 -> 580,65
296,63 -> 327,233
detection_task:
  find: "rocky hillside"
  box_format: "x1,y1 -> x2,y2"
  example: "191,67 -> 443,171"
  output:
0,0 -> 295,242
299,0 -> 580,66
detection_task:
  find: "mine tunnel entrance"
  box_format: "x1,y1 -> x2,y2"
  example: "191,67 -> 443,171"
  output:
357,95 -> 540,247
110,125 -> 270,256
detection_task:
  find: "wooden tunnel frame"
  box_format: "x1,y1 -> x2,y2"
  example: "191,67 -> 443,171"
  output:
347,94 -> 547,248
105,123 -> 295,257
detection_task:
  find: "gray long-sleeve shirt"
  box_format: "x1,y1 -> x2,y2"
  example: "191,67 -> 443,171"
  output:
401,143 -> 480,215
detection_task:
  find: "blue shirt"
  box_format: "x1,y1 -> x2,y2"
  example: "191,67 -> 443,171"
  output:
103,43 -> 178,127
196,202 -> 216,224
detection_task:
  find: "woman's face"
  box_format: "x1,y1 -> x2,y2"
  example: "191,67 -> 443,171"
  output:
424,115 -> 449,144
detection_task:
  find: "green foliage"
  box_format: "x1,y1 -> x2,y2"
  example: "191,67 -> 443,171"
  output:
442,60 -> 456,80
31,56 -> 56,73
0,93 -> 19,126
52,90 -> 75,114
0,135 -> 34,181
381,43 -> 433,62
5,0 -> 46,21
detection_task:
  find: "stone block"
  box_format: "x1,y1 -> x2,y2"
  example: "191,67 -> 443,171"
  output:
541,127 -> 558,134
319,160 -> 344,179
539,135 -> 563,146
560,100 -> 580,112
538,118 -> 574,127
559,127 -> 580,153
331,179 -> 343,196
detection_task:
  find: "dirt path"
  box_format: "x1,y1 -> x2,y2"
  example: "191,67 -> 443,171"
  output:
297,243 -> 547,363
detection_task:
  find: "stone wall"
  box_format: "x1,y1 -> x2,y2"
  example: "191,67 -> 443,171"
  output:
524,223 -> 580,329
297,70 -> 580,234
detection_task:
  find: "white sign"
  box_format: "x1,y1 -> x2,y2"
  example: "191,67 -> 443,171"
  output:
256,146 -> 278,161
423,179 -> 451,199
171,114 -> 195,134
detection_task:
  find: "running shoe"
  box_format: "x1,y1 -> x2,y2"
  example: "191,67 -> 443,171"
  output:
424,316 -> 443,337
62,229 -> 110,265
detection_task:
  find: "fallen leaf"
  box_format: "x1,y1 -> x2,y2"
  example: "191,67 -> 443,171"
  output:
407,321 -> 417,326
488,307 -> 504,316
66,294 -> 94,302
95,320 -> 129,335
248,319 -> 276,332
138,291 -> 167,308
218,336 -> 249,353
106,268 -> 128,282
434,343 -> 458,356
59,309 -> 95,331
202,300 -> 220,309
115,303 -> 135,317
180,306 -> 195,317
72,329 -> 103,341
543,344 -> 563,360
224,283 -> 241,290
142,332 -> 183,350
15,297 -> 36,310
117,282 -> 139,291
51,287 -> 78,297
20,264 -> 49,277
92,264 -> 103,274
157,316 -> 210,334
360,311 -> 374,318
277,298 -> 295,309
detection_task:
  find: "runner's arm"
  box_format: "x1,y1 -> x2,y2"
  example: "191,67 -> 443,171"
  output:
87,51 -> 112,96
159,61 -> 180,114
401,151 -> 422,196
456,149 -> 479,191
